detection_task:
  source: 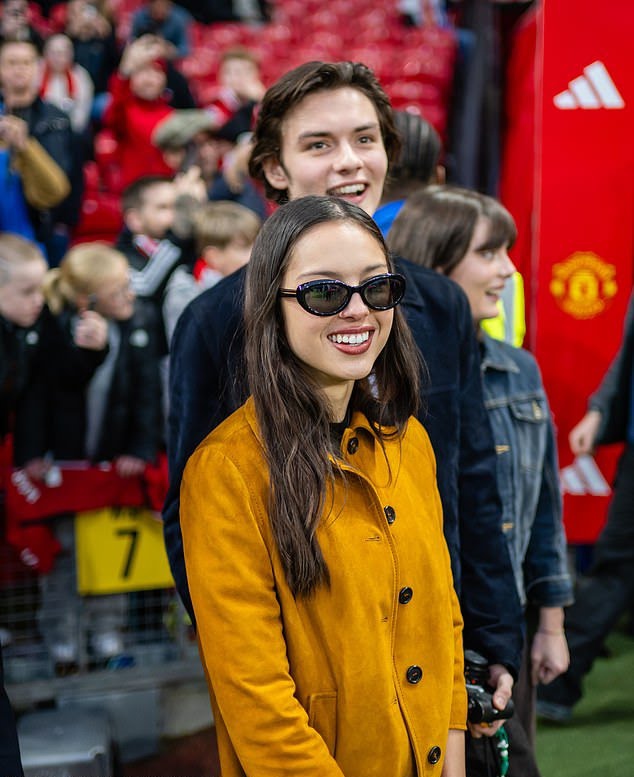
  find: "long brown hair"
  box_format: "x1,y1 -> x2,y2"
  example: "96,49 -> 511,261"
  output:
245,195 -> 421,596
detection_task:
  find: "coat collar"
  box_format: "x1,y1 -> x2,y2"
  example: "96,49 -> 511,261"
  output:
480,334 -> 520,374
240,395 -> 400,481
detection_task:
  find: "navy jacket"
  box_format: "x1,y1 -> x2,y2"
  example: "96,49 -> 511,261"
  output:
164,257 -> 524,675
589,290 -> 634,445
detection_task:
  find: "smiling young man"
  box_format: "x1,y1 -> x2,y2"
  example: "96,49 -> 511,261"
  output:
164,61 -> 524,739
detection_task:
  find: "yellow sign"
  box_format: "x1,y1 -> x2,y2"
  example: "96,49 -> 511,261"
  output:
550,252 -> 617,319
75,507 -> 174,595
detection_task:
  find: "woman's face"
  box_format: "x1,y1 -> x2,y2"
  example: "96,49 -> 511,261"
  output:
279,220 -> 393,419
0,259 -> 46,327
93,265 -> 135,321
448,216 -> 516,324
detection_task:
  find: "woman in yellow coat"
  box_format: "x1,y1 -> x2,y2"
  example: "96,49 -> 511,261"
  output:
180,195 -> 467,777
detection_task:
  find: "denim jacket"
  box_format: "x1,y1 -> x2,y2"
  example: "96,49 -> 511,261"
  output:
481,335 -> 573,609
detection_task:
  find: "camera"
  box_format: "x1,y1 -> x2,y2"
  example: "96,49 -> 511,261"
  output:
464,650 -> 514,724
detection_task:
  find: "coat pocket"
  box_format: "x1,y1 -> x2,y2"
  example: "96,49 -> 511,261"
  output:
307,691 -> 338,756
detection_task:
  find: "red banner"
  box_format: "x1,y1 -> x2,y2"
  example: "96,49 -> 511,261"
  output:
530,1 -> 634,541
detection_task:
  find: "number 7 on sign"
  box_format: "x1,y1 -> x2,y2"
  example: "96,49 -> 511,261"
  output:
116,528 -> 139,578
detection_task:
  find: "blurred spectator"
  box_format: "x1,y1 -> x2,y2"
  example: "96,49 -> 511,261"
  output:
36,243 -> 161,672
130,0 -> 192,60
39,34 -> 94,133
0,232 -> 48,777
64,0 -> 119,119
153,108 -> 267,219
0,0 -> 43,50
374,110 -> 443,236
102,36 -> 174,189
163,200 -> 260,343
0,39 -> 75,262
115,175 -> 184,354
127,32 -> 196,109
0,233 -> 48,466
206,46 -> 264,135
40,242 -> 161,467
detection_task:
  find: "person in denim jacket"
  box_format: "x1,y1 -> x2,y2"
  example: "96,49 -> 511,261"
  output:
389,186 -> 573,776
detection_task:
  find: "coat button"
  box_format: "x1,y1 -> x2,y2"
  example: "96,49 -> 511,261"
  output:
406,665 -> 423,684
384,505 -> 396,524
399,586 -> 413,604
347,436 -> 359,454
427,746 -> 442,765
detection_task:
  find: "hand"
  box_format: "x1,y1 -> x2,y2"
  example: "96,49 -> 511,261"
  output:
222,140 -> 252,193
468,664 -> 514,739
119,35 -> 164,76
173,165 -> 207,202
531,630 -> 569,685
569,409 -> 601,456
0,116 -> 28,151
23,457 -> 52,481
73,310 -> 108,351
115,455 -> 146,478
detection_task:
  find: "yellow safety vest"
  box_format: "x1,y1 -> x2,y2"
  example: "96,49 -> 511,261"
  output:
481,271 -> 526,347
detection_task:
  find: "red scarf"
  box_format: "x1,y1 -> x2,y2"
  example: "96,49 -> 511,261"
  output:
40,63 -> 76,100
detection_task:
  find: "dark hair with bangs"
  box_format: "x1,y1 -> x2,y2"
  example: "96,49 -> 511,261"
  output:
248,61 -> 400,205
387,185 -> 516,275
244,195 -> 421,596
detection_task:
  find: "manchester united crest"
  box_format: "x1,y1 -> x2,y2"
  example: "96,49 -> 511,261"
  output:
550,252 -> 617,319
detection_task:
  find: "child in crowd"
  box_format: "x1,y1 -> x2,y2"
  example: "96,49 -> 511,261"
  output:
39,34 -> 94,134
0,233 -> 47,467
36,242 -> 162,672
115,175 -> 185,349
0,231 -> 47,777
163,200 -> 261,343
102,35 -> 174,190
205,47 -> 265,137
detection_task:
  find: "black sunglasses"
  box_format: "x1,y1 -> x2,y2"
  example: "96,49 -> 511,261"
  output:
279,273 -> 406,316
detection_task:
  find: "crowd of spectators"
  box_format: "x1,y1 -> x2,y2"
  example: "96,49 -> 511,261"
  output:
0,0 -> 455,672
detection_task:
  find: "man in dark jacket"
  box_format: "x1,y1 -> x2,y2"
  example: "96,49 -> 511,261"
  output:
538,291 -> 634,721
164,61 -> 524,732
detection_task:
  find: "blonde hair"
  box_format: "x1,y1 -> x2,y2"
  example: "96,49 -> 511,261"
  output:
193,201 -> 261,255
43,242 -> 129,314
0,233 -> 46,285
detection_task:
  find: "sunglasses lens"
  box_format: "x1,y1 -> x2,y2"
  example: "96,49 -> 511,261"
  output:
365,276 -> 404,309
303,282 -> 349,314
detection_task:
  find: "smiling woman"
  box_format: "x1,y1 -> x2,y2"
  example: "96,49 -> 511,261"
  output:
388,186 -> 572,775
180,195 -> 468,777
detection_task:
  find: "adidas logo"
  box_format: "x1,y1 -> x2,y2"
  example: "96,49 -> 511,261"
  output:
560,455 -> 611,497
553,61 -> 624,110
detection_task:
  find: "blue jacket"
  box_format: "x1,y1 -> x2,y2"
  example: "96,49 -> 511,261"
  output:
164,256 -> 524,675
481,335 -> 573,608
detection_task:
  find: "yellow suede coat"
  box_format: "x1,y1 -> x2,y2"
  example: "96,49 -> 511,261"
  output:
181,397 -> 466,777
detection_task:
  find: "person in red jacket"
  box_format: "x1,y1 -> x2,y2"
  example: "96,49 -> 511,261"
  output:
102,35 -> 174,190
